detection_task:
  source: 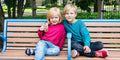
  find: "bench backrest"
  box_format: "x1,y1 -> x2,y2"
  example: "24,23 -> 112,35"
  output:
4,19 -> 120,51
5,19 -> 68,51
83,19 -> 120,49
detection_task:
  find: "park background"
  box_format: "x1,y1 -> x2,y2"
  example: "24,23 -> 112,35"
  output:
0,0 -> 120,52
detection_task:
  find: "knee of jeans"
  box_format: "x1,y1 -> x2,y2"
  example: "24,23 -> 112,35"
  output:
72,43 -> 82,49
52,47 -> 60,56
36,40 -> 46,46
97,41 -> 103,50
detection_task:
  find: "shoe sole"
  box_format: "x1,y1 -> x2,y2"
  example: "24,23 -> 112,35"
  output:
71,49 -> 78,58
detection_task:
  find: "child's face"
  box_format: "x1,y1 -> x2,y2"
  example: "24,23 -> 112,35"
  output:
50,14 -> 60,25
64,10 -> 76,23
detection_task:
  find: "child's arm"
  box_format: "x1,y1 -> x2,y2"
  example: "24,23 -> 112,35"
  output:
38,23 -> 48,38
80,21 -> 91,53
80,22 -> 91,47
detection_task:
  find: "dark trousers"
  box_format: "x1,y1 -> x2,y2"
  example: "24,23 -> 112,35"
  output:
71,41 -> 103,57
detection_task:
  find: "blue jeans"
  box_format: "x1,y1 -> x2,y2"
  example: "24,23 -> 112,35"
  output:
35,40 -> 60,60
71,41 -> 103,57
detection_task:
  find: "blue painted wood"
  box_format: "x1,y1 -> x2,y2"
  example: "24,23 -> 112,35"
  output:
0,33 -> 6,54
67,33 -> 72,60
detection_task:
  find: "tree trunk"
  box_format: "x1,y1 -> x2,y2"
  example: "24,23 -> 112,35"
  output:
113,0 -> 117,10
94,0 -> 98,12
17,0 -> 25,19
98,0 -> 104,19
8,6 -> 11,18
12,0 -> 16,18
32,0 -> 36,19
0,0 -> 4,32
119,0 -> 120,10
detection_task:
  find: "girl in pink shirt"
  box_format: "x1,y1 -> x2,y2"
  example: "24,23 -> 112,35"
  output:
25,7 -> 65,60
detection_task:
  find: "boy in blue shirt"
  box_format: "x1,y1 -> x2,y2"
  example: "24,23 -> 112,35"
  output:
63,4 -> 108,58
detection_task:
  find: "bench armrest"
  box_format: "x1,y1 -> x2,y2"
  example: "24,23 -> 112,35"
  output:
67,33 -> 72,60
0,33 -> 6,54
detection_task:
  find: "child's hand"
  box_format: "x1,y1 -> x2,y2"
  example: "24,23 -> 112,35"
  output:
44,23 -> 48,32
83,46 -> 91,53
40,23 -> 48,32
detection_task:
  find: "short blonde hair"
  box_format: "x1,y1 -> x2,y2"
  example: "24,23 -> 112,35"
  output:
63,4 -> 77,14
47,7 -> 63,25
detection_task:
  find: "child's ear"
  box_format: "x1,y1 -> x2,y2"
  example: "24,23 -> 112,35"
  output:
75,13 -> 77,17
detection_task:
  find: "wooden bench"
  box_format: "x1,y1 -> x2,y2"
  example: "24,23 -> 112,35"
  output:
70,19 -> 120,60
0,19 -> 120,60
0,19 -> 71,60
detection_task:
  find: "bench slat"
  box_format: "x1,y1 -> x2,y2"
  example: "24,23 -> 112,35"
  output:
90,33 -> 120,38
7,43 -> 120,48
85,22 -> 120,27
7,33 -> 120,38
8,22 -> 120,27
91,39 -> 120,43
88,28 -> 120,32
7,27 -> 39,32
7,38 -> 68,43
7,38 -> 120,44
7,43 -> 68,47
8,27 -> 120,32
7,38 -> 40,43
8,22 -> 45,27
7,47 -> 68,51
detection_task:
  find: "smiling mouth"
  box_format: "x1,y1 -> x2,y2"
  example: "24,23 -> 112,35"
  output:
52,21 -> 57,23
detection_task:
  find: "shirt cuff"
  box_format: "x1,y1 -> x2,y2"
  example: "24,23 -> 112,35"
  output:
84,42 -> 90,47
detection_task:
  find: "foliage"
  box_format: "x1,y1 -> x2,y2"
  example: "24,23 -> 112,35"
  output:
4,0 -> 16,8
43,0 -> 58,8
76,0 -> 96,12
103,10 -> 120,19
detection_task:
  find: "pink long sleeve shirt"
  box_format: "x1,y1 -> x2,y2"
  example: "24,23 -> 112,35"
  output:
38,24 -> 66,49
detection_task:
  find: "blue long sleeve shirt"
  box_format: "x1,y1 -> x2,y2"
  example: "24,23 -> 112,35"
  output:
63,19 -> 91,47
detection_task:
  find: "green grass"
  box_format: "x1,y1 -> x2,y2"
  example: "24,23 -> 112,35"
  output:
89,5 -> 119,9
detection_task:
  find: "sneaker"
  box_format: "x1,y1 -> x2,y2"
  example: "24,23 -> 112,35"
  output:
71,49 -> 80,58
95,50 -> 109,58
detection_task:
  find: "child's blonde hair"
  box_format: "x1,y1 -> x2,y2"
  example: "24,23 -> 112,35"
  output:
47,7 -> 63,25
63,4 -> 77,14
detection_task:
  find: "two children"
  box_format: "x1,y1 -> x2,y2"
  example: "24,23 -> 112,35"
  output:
25,7 -> 65,60
25,4 -> 108,59
63,4 -> 108,58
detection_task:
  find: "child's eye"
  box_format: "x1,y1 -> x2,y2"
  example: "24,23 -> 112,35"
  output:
71,13 -> 73,14
55,17 -> 58,18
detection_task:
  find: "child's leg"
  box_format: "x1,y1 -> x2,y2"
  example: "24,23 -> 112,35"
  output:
90,41 -> 103,51
71,41 -> 95,57
34,40 -> 47,60
71,41 -> 84,52
45,41 -> 60,56
72,41 -> 108,57
90,41 -> 108,58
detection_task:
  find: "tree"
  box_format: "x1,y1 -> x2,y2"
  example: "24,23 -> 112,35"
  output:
76,0 -> 96,12
17,0 -> 26,19
4,0 -> 17,18
0,0 -> 4,32
32,0 -> 36,19
94,0 -> 98,12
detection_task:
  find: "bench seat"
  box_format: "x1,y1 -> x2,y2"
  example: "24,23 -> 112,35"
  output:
0,50 -> 68,60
